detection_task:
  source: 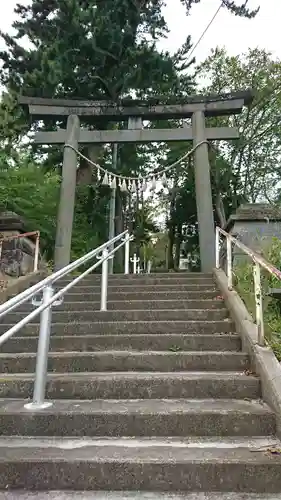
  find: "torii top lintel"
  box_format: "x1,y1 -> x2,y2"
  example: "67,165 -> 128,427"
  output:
19,89 -> 253,121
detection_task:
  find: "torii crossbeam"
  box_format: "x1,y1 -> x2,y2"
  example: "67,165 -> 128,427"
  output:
19,90 -> 252,272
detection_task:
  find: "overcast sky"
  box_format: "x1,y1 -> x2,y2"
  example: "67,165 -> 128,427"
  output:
0,0 -> 279,63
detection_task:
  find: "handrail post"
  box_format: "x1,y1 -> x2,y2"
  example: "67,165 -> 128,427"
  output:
33,232 -> 40,272
124,233 -> 130,275
253,262 -> 265,346
24,285 -> 54,410
226,236 -> 233,290
100,248 -> 109,311
215,227 -> 220,268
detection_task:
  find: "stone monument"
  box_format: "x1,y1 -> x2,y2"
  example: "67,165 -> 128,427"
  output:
0,211 -> 41,277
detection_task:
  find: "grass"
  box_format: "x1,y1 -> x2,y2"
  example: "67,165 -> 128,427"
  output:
233,237 -> 281,360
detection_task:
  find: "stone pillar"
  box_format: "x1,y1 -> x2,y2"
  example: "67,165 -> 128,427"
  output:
54,115 -> 80,271
192,110 -> 216,272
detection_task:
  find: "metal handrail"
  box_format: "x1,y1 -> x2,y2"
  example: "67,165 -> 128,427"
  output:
0,230 -> 133,411
0,230 -> 40,272
215,226 -> 281,347
0,230 -> 127,319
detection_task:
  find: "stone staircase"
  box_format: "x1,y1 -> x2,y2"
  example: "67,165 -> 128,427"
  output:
0,272 -> 281,498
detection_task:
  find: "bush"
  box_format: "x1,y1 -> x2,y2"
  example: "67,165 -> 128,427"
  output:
233,237 -> 281,360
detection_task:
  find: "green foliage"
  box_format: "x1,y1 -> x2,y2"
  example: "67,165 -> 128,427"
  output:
181,0 -> 259,17
234,237 -> 281,360
157,46 -> 281,270
0,155 -> 107,263
0,0 -> 192,102
197,48 -> 281,206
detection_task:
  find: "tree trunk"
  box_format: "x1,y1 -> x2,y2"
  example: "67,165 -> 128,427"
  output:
167,179 -> 178,270
76,145 -> 101,185
167,223 -> 175,270
175,223 -> 183,269
114,188 -> 124,272
215,193 -> 227,228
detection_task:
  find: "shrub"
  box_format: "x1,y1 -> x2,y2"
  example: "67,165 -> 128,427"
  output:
233,237 -> 281,360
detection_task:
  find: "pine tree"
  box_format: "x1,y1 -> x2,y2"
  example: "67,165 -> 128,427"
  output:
0,0 -> 192,100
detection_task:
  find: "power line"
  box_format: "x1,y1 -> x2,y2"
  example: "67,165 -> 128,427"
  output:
187,2 -> 223,61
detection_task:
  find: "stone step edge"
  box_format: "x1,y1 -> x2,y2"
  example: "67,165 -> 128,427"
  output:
10,333 -> 240,339
1,436 -> 281,460
0,351 -> 248,359
0,398 -> 272,415
6,308 -> 228,313
0,320 -> 234,325
0,371 -> 258,381
1,492 -> 280,500
19,299 -> 224,305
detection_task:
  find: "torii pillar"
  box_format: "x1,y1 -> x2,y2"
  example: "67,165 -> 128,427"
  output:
192,111 -> 215,272
54,114 -> 80,271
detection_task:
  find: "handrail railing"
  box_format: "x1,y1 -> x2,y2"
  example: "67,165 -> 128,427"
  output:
0,231 -> 40,272
0,230 -> 133,410
215,226 -> 281,347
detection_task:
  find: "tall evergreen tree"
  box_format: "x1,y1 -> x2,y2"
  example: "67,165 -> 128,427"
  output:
0,0 -> 193,100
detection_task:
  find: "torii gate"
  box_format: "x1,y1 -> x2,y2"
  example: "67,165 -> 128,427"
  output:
19,90 -> 252,272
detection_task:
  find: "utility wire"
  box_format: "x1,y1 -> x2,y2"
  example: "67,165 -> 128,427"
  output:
186,2 -> 224,61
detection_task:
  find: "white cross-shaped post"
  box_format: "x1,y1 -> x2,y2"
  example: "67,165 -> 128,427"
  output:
130,253 -> 140,274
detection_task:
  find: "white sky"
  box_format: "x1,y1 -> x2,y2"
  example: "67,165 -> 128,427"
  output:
0,0 -> 279,64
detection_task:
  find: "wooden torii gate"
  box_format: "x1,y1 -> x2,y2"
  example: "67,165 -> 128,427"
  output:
19,90 -> 252,272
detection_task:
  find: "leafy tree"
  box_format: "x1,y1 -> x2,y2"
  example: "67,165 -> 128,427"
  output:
0,151 -> 107,261
197,47 -> 281,216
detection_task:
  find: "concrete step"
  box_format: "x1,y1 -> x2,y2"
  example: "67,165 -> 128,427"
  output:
1,334 -> 241,353
0,436 -> 281,491
0,372 -> 260,399
1,309 -> 229,324
61,290 -> 220,301
16,299 -> 225,313
1,493 -> 281,500
63,272 -> 213,279
0,351 -> 249,374
56,284 -> 218,293
0,399 -> 274,437
0,320 -> 234,336
58,277 -> 215,287
58,273 -> 214,284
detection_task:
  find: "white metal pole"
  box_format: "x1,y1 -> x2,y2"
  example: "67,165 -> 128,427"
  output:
25,285 -> 54,410
226,237 -> 233,290
33,232 -> 40,272
215,227 -> 220,269
100,248 -> 109,311
124,234 -> 130,275
253,262 -> 265,346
